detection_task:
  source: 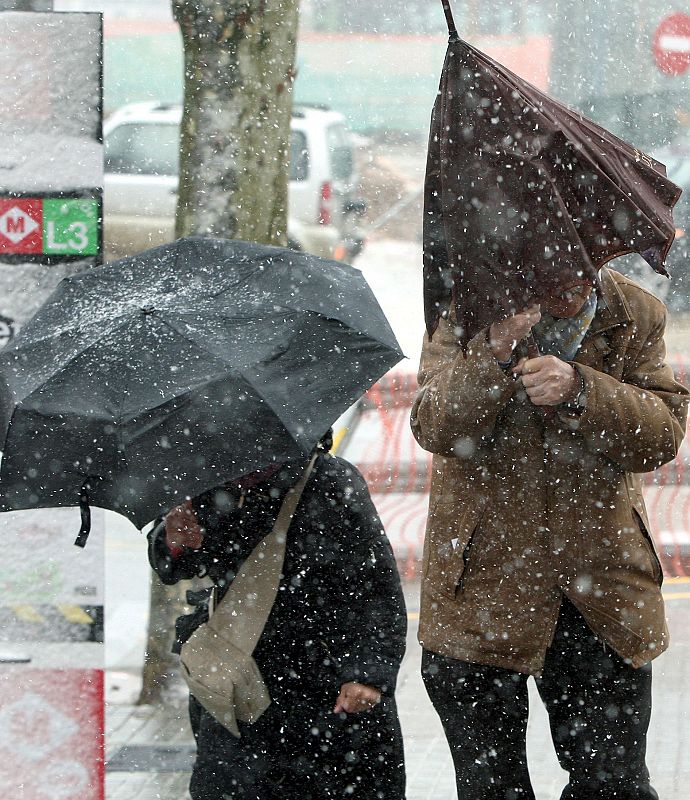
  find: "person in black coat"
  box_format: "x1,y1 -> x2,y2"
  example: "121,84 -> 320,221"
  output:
148,440 -> 407,800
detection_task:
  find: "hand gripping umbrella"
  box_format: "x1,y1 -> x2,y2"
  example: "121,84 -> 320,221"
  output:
426,0 -> 682,349
0,238 -> 403,543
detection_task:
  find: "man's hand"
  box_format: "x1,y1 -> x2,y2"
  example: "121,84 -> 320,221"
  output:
333,682 -> 381,714
514,356 -> 581,406
164,500 -> 204,552
489,305 -> 541,363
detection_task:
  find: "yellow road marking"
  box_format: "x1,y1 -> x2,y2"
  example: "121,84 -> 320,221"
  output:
57,605 -> 95,625
12,605 -> 44,624
10,605 -> 95,624
664,576 -> 690,585
331,427 -> 348,454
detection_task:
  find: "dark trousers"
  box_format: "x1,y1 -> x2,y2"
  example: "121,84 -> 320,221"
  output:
422,599 -> 658,800
188,692 -> 406,800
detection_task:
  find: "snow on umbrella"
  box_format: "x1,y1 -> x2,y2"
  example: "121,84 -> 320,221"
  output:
0,237 -> 403,542
425,0 -> 683,348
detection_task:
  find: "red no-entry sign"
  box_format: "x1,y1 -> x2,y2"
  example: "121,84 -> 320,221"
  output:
653,12 -> 690,76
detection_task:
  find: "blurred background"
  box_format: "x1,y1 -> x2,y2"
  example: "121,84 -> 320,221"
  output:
53,0 -> 690,309
2,3 -> 689,797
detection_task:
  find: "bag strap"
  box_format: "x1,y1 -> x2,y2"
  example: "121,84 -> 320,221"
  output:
206,454 -> 318,654
440,0 -> 458,40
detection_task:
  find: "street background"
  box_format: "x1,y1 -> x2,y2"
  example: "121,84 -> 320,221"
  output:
1,1 -> 689,797
105,216 -> 690,800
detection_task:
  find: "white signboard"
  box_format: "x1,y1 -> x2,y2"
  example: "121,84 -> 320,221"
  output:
0,13 -> 105,637
0,507 -> 104,606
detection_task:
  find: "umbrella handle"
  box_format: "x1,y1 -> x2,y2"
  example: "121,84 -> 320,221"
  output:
514,334 -> 539,362
440,0 -> 459,40
525,333 -> 540,360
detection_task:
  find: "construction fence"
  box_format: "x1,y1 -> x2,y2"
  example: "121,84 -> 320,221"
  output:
344,361 -> 690,581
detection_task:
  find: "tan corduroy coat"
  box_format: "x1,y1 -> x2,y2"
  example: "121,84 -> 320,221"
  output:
411,269 -> 689,675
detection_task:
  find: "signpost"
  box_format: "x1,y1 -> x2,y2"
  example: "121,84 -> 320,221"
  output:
0,13 -> 105,798
0,195 -> 100,258
653,12 -> 690,77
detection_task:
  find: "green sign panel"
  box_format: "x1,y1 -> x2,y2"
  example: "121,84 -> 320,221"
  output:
43,198 -> 99,256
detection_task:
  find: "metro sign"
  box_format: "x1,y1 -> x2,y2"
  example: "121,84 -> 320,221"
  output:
0,199 -> 42,253
0,196 -> 99,257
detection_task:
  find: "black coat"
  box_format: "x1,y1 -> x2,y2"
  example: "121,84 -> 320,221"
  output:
149,453 -> 407,800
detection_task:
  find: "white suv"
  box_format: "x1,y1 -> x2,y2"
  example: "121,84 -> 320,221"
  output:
103,102 -> 365,261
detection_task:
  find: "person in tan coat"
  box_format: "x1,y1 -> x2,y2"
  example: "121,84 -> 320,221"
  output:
411,267 -> 689,800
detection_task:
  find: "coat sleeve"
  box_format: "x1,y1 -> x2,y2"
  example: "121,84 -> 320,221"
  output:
411,315 -> 518,456
573,302 -> 688,473
319,458 -> 407,695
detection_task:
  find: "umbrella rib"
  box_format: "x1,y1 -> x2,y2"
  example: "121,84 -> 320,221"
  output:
109,313 -> 293,450
109,312 -> 241,445
536,159 -> 669,266
203,279 -> 397,347
148,314 -> 267,372
235,367 -> 313,449
12,309 -> 135,353
6,315 -> 137,408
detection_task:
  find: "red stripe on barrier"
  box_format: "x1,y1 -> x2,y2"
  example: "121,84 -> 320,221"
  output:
357,363 -> 690,579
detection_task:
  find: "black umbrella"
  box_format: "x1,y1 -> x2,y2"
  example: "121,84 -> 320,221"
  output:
0,237 -> 403,541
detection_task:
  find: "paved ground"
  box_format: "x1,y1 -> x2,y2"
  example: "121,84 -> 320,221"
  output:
104,237 -> 690,797
106,576 -> 690,800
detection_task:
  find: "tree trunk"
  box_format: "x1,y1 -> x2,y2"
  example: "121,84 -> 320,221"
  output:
138,0 -> 299,704
137,574 -> 188,705
173,0 -> 299,243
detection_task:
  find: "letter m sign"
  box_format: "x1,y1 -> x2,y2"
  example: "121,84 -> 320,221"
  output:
0,198 -> 42,254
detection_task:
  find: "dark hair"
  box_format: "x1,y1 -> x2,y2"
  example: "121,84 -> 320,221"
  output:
316,428 -> 334,453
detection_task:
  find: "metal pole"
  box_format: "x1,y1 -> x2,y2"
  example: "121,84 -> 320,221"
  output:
440,0 -> 458,40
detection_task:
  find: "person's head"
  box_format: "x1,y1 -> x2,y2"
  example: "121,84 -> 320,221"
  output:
540,281 -> 594,319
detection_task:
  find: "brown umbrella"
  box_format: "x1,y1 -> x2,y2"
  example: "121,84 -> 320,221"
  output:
425,0 -> 683,348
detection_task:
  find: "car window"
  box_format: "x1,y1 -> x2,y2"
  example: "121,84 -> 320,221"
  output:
326,124 -> 354,182
290,130 -> 309,181
105,122 -> 179,176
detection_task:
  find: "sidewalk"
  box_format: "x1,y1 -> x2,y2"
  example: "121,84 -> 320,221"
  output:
105,580 -> 690,799
103,581 -> 468,800
102,234 -> 690,796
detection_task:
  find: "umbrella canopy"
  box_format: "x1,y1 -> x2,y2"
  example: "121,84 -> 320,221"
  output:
0,237 -> 403,535
425,1 -> 683,348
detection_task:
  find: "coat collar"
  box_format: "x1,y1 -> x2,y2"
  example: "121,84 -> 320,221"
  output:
589,268 -> 634,335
